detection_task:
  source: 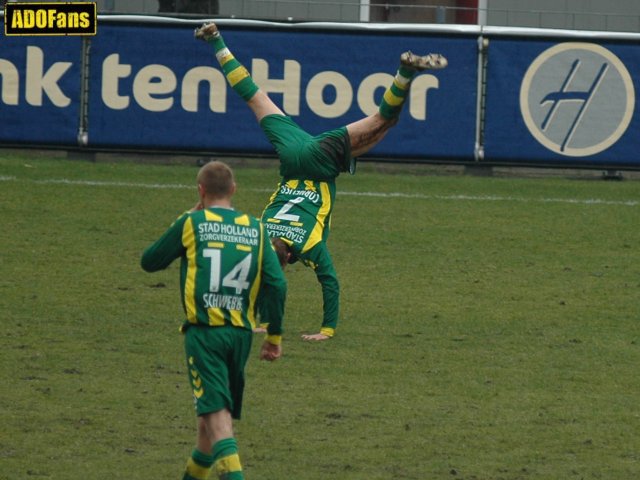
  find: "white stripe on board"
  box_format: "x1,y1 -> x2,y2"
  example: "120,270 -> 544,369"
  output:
1,176 -> 638,207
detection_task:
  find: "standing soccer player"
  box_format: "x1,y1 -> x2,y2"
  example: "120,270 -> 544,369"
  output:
195,22 -> 447,341
141,160 -> 287,480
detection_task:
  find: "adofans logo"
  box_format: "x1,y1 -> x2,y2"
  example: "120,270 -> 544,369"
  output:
520,43 -> 635,157
4,2 -> 97,36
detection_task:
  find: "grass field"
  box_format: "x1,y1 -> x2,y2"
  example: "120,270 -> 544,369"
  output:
1,150 -> 639,479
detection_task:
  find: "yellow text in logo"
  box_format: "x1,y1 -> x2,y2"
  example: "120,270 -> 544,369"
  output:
4,2 -> 97,36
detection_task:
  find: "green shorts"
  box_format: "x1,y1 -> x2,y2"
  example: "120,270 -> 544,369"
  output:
260,114 -> 352,180
183,325 -> 253,419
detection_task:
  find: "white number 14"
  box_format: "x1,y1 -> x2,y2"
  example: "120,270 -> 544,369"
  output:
203,249 -> 252,295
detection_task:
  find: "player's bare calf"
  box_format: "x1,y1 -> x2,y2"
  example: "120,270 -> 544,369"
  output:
400,51 -> 448,70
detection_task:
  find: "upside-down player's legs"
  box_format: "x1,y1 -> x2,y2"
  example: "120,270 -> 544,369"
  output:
196,22 -> 350,178
195,22 -> 447,172
347,50 -> 448,158
247,90 -> 284,122
195,22 -> 282,123
260,114 -> 353,179
347,113 -> 397,158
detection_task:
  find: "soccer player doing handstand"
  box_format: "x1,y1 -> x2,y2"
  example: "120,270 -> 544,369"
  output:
195,22 -> 447,341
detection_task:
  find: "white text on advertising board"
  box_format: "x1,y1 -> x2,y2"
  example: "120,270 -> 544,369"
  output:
0,47 -> 441,120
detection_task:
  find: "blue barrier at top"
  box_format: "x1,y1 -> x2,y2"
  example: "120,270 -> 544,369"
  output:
1,17 -> 639,168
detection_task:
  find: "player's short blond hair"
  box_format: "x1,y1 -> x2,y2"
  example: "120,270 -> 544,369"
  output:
197,160 -> 235,198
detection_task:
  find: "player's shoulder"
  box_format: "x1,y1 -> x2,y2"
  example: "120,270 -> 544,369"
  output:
172,210 -> 193,227
186,208 -> 260,230
221,210 -> 263,231
233,211 -> 261,226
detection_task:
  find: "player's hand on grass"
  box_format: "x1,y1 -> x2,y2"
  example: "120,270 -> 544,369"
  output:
260,341 -> 282,361
301,333 -> 331,341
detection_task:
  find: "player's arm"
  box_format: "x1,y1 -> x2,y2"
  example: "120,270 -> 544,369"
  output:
257,226 -> 287,359
140,213 -> 189,272
301,241 -> 339,340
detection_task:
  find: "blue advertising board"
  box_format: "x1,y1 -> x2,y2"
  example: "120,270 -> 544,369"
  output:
483,36 -> 639,167
2,16 -> 639,168
0,35 -> 82,145
86,22 -> 478,160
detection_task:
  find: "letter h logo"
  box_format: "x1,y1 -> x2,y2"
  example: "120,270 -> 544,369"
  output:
540,59 -> 609,152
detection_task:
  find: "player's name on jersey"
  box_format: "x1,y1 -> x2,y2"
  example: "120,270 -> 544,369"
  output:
279,185 -> 321,203
197,222 -> 259,246
4,2 -> 97,36
202,293 -> 244,310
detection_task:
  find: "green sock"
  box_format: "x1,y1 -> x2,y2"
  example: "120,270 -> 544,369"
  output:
378,64 -> 417,119
209,34 -> 259,101
212,438 -> 244,480
183,449 -> 215,480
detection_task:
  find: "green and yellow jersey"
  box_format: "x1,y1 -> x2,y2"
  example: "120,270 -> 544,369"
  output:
261,178 -> 336,256
141,207 -> 286,339
261,179 -> 339,336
